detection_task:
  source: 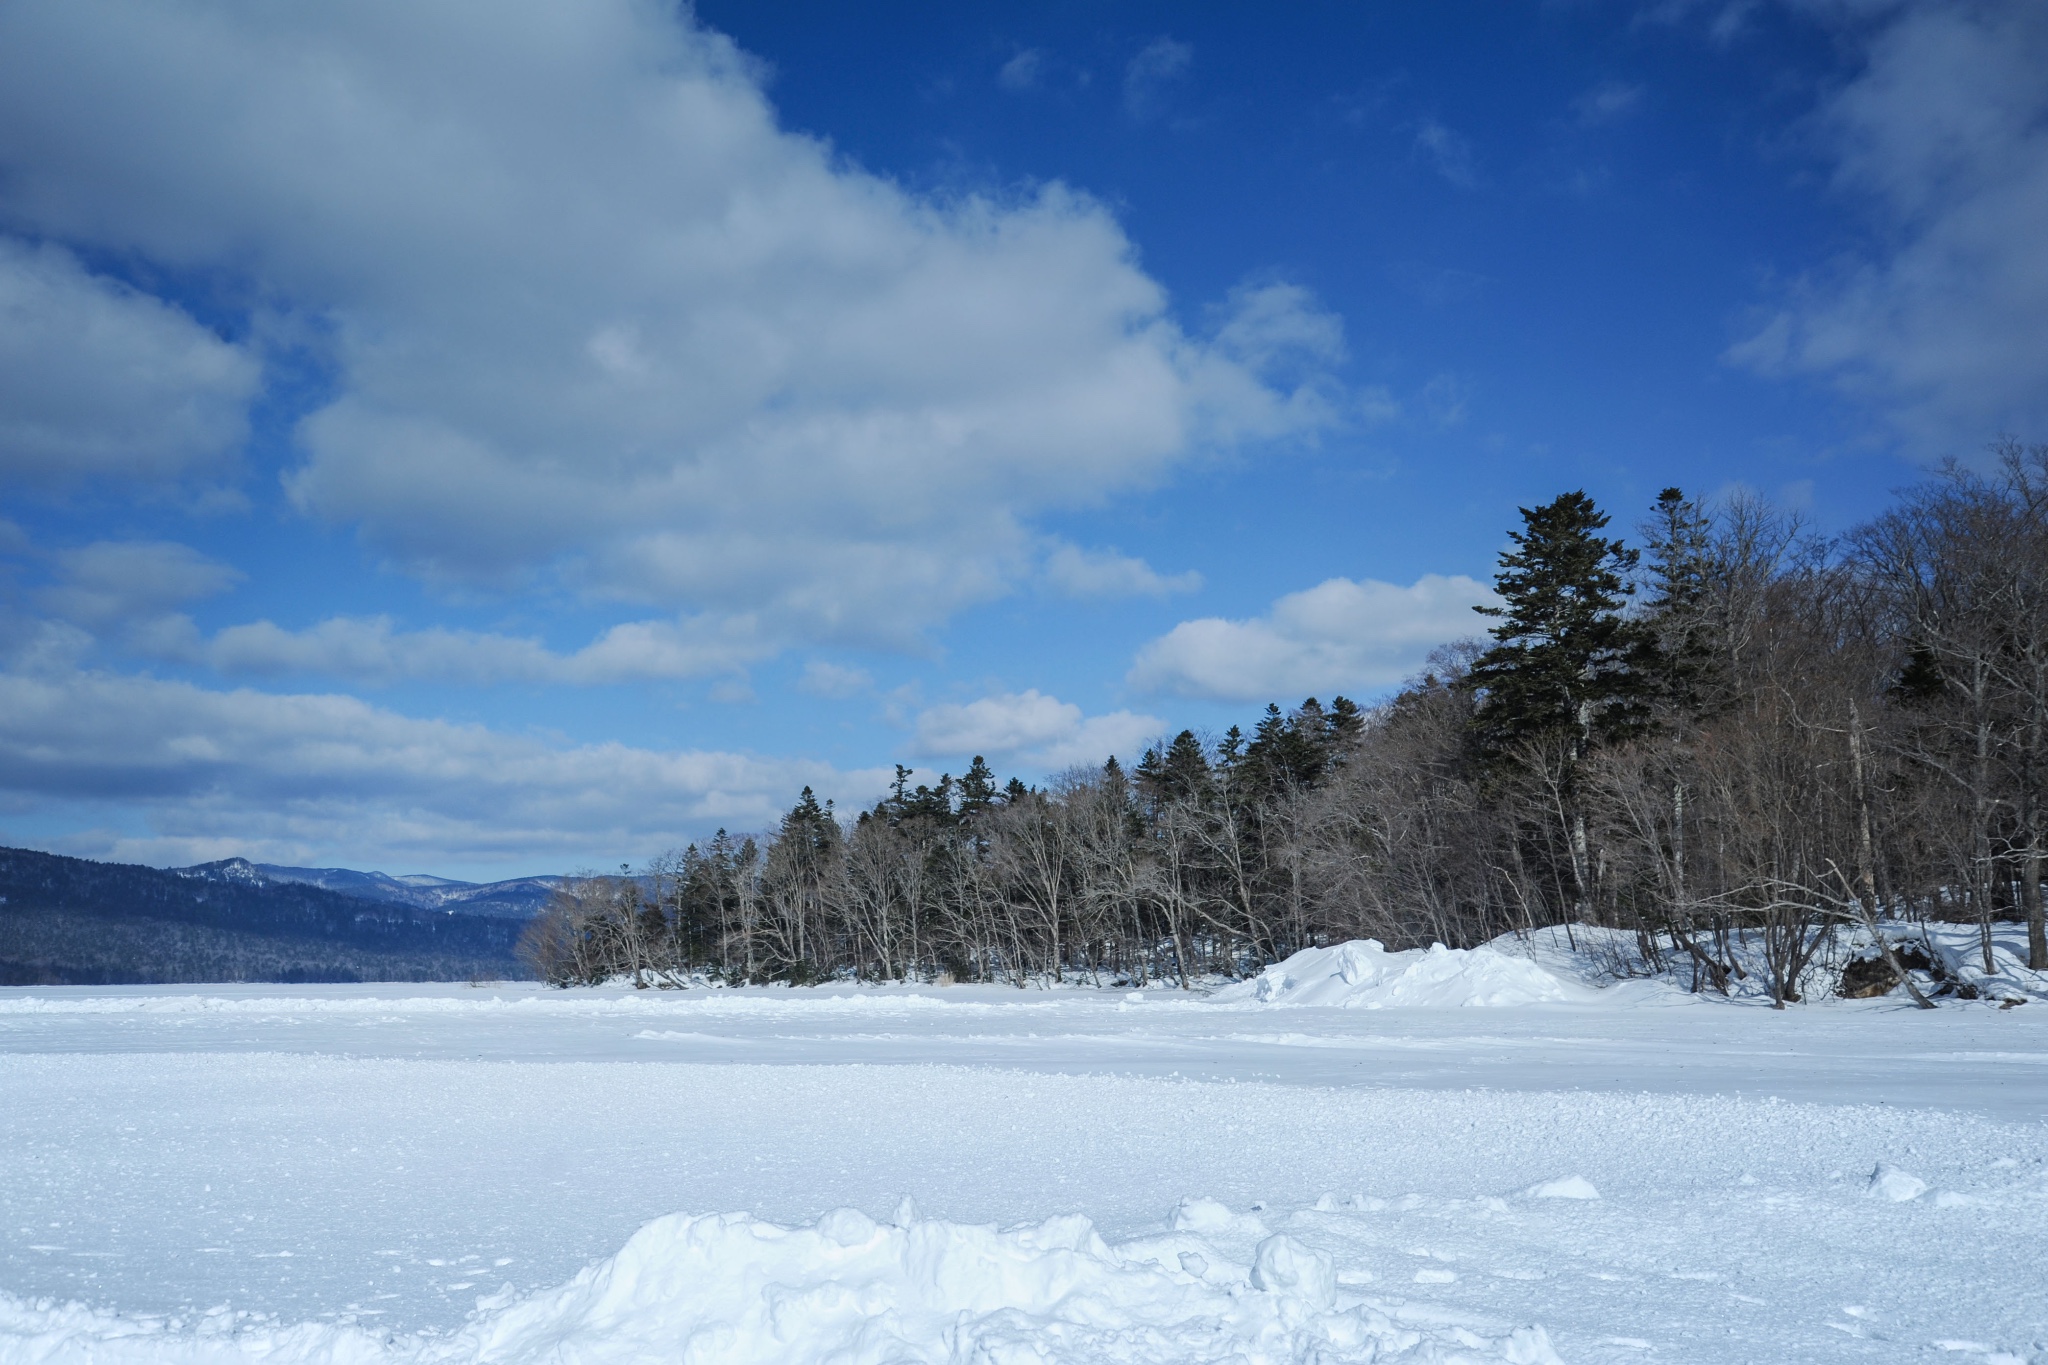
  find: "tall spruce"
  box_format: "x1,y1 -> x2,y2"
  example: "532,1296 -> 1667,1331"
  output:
1470,490 -> 1650,757
1469,491 -> 1650,920
1640,487 -> 1724,717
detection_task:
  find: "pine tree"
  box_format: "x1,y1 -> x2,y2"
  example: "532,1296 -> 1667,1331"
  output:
780,787 -> 839,858
1640,487 -> 1723,717
958,757 -> 999,818
1241,699 -> 1336,794
1469,490 -> 1650,759
1327,695 -> 1365,745
1469,490 -> 1650,921
1137,730 -> 1211,803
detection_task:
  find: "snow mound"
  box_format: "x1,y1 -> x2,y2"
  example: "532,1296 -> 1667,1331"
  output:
1524,1176 -> 1602,1200
0,1206 -> 1565,1364
1867,1163 -> 1928,1202
1212,939 -> 1587,1008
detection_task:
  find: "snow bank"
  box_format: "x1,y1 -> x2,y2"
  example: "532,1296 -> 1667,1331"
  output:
1867,1164 -> 1928,1202
1211,939 -> 1587,1008
0,1205 -> 1563,1365
1511,921 -> 2048,1006
1523,1176 -> 1601,1200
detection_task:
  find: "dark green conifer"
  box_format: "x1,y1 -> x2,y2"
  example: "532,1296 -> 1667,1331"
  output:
1469,490 -> 1651,761
1640,487 -> 1724,717
958,757 -> 998,817
1137,729 -> 1211,803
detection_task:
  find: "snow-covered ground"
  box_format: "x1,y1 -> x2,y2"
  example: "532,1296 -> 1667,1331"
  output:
3,931 -> 2045,1363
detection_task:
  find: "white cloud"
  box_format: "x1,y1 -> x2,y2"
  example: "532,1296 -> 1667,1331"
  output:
1043,545 -> 1201,599
797,660 -> 873,698
0,664 -> 887,871
999,48 -> 1046,92
913,689 -> 1163,771
1128,574 -> 1497,702
1209,282 -> 1346,378
1414,119 -> 1478,189
1419,373 -> 1471,427
37,540 -> 241,626
1124,37 -> 1193,121
182,612 -> 774,686
0,1 -> 1339,650
1573,81 -> 1644,126
0,238 -> 257,486
1727,0 -> 2048,450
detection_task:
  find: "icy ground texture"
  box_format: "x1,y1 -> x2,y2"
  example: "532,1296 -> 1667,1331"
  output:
4,928 -> 2048,1364
1211,939 -> 1590,1007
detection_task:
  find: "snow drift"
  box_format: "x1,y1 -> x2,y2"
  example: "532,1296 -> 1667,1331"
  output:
1211,939 -> 1586,1008
0,1205 -> 1562,1365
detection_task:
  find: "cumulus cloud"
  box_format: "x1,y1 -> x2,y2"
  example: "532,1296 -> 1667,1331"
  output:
36,540 -> 241,627
1128,574 -> 1497,702
0,1 -> 1339,649
0,665 -> 886,870
0,238 -> 257,486
175,612 -> 776,686
1042,545 -> 1200,599
797,660 -> 873,698
913,690 -> 1163,771
1727,0 -> 2048,450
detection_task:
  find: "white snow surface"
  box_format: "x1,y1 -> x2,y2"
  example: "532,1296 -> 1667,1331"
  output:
0,1206 -> 1564,1364
1211,939 -> 1589,1008
4,923 -> 2047,1364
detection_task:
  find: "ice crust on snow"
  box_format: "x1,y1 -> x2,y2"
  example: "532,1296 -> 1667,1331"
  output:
1211,939 -> 1586,1008
0,1205 -> 1565,1365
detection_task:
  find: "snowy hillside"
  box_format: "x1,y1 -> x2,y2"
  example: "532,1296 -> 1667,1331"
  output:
0,847 -> 524,985
179,859 -> 560,920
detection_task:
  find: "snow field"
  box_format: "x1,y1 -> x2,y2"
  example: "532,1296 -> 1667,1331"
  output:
3,1051 -> 2046,1362
4,935 -> 2047,1362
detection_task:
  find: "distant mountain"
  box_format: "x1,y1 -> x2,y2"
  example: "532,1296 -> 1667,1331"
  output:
0,846 -> 528,985
176,858 -> 561,919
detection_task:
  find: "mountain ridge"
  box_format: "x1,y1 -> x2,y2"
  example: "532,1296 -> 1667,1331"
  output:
176,858 -> 561,919
1,846 -> 528,985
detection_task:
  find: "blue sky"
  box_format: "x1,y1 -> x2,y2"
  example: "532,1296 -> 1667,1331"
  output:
1,0 -> 2042,878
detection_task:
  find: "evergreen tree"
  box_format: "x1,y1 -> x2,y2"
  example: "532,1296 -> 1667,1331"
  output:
780,787 -> 839,858
958,757 -> 998,818
1242,699 -> 1336,793
1327,695 -> 1365,745
900,774 -> 955,825
1137,730 -> 1211,803
1639,487 -> 1723,717
1469,490 -> 1651,760
1469,491 -> 1650,920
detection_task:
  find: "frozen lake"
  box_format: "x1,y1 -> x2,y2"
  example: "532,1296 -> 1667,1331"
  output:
2,971 -> 2045,1362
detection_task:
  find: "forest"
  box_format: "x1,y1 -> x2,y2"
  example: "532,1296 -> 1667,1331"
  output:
0,846 -> 523,984
522,439 -> 2048,1003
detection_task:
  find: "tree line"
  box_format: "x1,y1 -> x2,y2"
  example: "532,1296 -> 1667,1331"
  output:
521,439 -> 2048,1001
